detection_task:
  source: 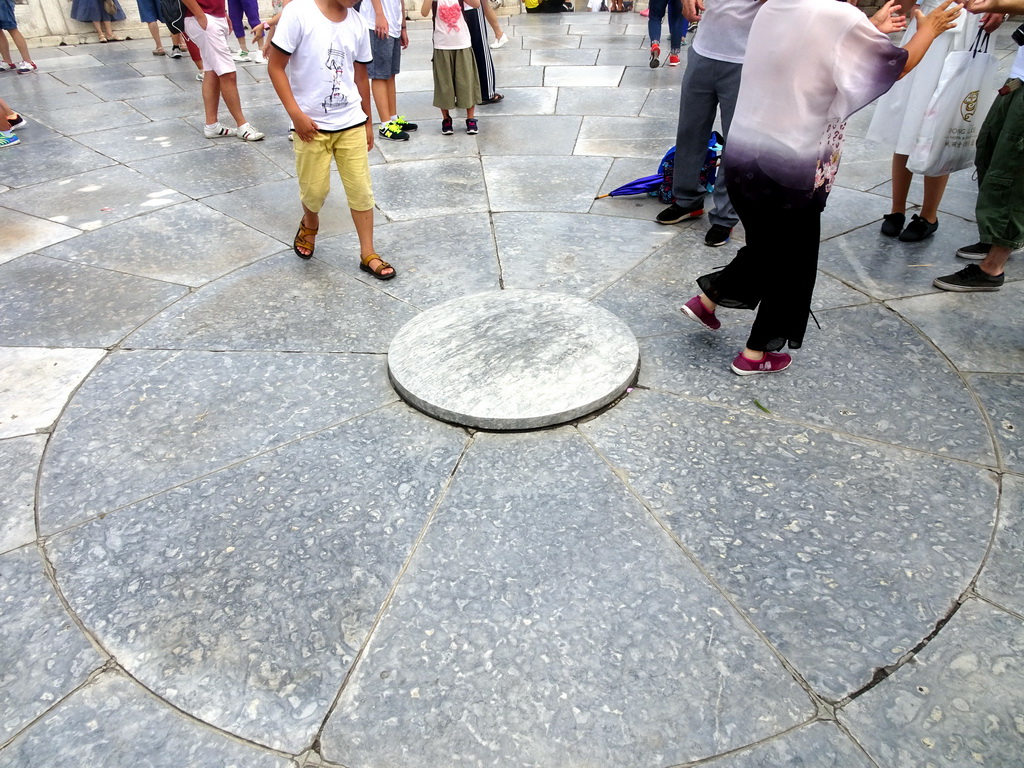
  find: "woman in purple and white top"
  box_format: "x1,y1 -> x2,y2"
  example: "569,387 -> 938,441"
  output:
680,0 -> 963,376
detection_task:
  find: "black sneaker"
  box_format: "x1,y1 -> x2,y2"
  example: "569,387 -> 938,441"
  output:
656,200 -> 704,225
933,263 -> 1005,292
393,115 -> 418,132
704,224 -> 732,247
465,118 -> 479,135
898,214 -> 938,242
880,212 -> 905,237
378,121 -> 410,141
441,117 -> 453,135
955,242 -> 991,260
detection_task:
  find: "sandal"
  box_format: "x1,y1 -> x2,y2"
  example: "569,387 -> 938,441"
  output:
293,218 -> 318,259
153,47 -> 166,56
359,253 -> 396,280
480,93 -> 504,104
98,36 -> 108,43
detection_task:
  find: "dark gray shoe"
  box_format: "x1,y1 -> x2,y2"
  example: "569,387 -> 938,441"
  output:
933,264 -> 1004,292
704,224 -> 732,246
656,200 -> 704,225
880,212 -> 905,237
899,214 -> 938,242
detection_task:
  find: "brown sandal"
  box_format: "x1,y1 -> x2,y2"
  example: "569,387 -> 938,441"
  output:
359,253 -> 396,280
293,219 -> 318,259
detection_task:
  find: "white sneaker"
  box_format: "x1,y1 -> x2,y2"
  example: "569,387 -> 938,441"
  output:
237,123 -> 265,141
16,61 -> 37,74
195,71 -> 204,81
489,33 -> 508,49
0,62 -> 14,72
232,50 -> 252,62
204,122 -> 237,138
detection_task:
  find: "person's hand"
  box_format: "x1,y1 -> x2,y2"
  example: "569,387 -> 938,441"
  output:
915,0 -> 963,38
871,1 -> 908,33
682,0 -> 704,23
964,0 -> 1000,13
979,10 -> 1005,31
196,11 -> 209,30
400,27 -> 409,49
293,113 -> 319,142
365,121 -> 375,152
251,23 -> 265,45
375,18 -> 388,39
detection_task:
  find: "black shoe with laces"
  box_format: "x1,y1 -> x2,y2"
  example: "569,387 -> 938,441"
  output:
656,200 -> 704,225
704,224 -> 732,247
933,263 -> 1005,292
899,213 -> 938,242
880,212 -> 905,237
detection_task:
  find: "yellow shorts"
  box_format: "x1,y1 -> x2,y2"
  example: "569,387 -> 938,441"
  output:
293,123 -> 375,213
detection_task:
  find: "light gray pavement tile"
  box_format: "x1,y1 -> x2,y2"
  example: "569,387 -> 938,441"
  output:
82,75 -> 187,102
576,115 -> 678,158
0,436 -> 46,554
0,136 -> 115,188
321,429 -> 812,767
50,62 -> 144,85
696,721 -> 877,768
530,47 -> 599,66
70,118 -> 211,162
0,115 -> 64,146
126,89 -> 206,120
316,214 -> 500,309
0,165 -> 186,231
966,374 -> 1024,474
0,77 -> 105,114
590,155 -> 674,221
818,215 -> 982,301
639,87 -> 681,118
976,474 -> 1024,615
484,155 -> 613,212
0,255 -> 187,348
370,157 -> 489,222
821,186 -> 898,242
619,65 -> 686,88
39,201 -> 283,287
832,136 -> 900,192
25,53 -> 104,72
474,115 -> 582,156
555,85 -> 648,116
639,304 -> 995,464
521,34 -> 583,49
887,281 -> 1024,374
0,673 -> 295,768
495,211 -> 677,297
46,406 -> 467,752
27,100 -> 152,136
543,64 -> 624,86
0,209 -> 79,266
470,86 -> 558,115
841,599 -> 1024,768
580,389 -> 997,700
0,348 -> 106,440
129,142 -> 290,199
845,102 -> 877,138
39,349 -> 398,532
0,546 -> 101,741
395,69 -> 434,93
492,55 -> 539,75
124,254 -> 420,353
578,33 -> 646,48
596,48 -> 663,67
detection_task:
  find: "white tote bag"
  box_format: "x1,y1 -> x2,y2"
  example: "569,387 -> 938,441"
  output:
907,31 -> 999,176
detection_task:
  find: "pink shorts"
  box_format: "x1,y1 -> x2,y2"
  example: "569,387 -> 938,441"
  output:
183,15 -> 236,76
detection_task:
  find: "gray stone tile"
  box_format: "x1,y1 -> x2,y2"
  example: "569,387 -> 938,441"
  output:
395,69 -> 434,93
618,64 -> 686,88
976,474 -> 1024,616
51,62 -> 144,86
0,546 -> 100,741
28,100 -> 152,136
521,34 -> 582,49
555,85 -> 648,116
371,157 -> 488,221
543,64 -> 624,86
640,303 -> 995,463
0,436 -> 45,554
40,201 -> 283,287
832,135 -> 899,193
495,211 -> 677,296
126,89 -> 206,121
27,53 -> 104,72
697,721 -> 876,768
0,136 -> 115,188
316,213 -> 500,309
867,164 -> 980,225
639,86 -> 681,118
0,165 -> 187,231
474,115 -> 581,156
887,281 -> 1024,373
484,154 -> 612,212
821,186 -> 896,242
0,209 -> 79,266
71,118 -> 210,162
46,406 -> 467,752
39,349 -> 398,531
580,389 -> 997,700
576,115 -> 678,158
0,673 -> 295,768
590,155 -> 673,220
471,86 -> 558,115
0,255 -> 186,348
0,348 -> 106,440
579,34 -> 647,48
374,121 -> 482,160
129,142 -> 290,199
125,254 -> 419,353
321,429 -> 812,767
966,374 -> 1024,473
841,599 -> 1024,768
83,75 -> 187,102
530,47 -> 599,66
0,76 -> 105,114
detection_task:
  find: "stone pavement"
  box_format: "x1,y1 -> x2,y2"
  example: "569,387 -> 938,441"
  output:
2,11 -> 1023,768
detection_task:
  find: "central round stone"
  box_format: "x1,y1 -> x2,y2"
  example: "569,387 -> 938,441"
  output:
387,290 -> 640,431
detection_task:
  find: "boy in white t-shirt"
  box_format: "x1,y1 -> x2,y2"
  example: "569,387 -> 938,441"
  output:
422,0 -> 481,135
267,0 -> 395,280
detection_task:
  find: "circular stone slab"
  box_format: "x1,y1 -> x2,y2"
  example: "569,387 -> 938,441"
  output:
388,290 -> 640,430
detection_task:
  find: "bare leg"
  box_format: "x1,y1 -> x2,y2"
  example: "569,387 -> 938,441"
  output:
386,77 -> 398,119
147,21 -> 164,51
297,205 -> 319,257
467,105 -> 475,119
202,71 -> 222,124
7,29 -> 32,62
102,21 -> 115,39
91,21 -> 106,40
482,1 -> 503,38
370,78 -> 391,124
919,173 -> 949,223
352,208 -> 376,259
980,245 -> 1011,277
215,71 -> 248,126
236,36 -> 249,53
0,32 -> 11,62
890,153 -> 911,215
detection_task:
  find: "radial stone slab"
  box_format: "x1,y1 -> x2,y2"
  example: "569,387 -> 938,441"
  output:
388,290 -> 639,430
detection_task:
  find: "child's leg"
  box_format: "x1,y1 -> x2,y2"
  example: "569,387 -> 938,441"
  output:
8,28 -> 29,62
292,133 -> 333,256
333,128 -> 393,276
386,77 -> 398,120
371,78 -> 391,124
467,106 -> 475,119
0,31 -> 12,63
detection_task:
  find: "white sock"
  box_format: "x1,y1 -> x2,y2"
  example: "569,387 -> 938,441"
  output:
390,115 -> 398,122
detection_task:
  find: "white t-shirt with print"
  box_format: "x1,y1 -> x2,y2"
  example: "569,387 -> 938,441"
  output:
691,0 -> 762,65
273,0 -> 373,131
433,0 -> 471,50
357,0 -> 403,39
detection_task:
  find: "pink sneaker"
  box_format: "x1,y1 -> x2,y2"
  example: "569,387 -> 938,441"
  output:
681,296 -> 720,331
731,351 -> 792,376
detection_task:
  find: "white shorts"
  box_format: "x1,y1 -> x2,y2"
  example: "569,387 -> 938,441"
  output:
184,15 -> 236,76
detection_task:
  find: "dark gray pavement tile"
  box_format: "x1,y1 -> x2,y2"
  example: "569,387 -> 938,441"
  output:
0,436 -> 45,553
39,349 -> 398,531
556,85 -> 648,116
841,599 -> 1024,768
0,136 -> 115,188
697,721 -> 876,768
475,114 -> 582,155
371,157 -> 489,221
26,100 -> 152,137
484,155 -> 612,212
967,373 -> 1024,473
976,474 -> 1024,616
68,118 -> 208,160
576,115 -> 678,157
0,209 -> 79,265
45,406 -> 467,752
581,389 -> 996,700
322,429 -> 812,767
128,142 -> 289,199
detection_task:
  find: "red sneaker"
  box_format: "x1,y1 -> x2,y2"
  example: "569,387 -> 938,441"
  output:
668,53 -> 680,66
681,296 -> 720,331
649,42 -> 661,68
731,351 -> 792,376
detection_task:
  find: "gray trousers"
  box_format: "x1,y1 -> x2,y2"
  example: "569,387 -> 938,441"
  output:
672,48 -> 742,228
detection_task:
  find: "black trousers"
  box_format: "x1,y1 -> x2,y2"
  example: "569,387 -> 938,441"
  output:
697,182 -> 821,352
